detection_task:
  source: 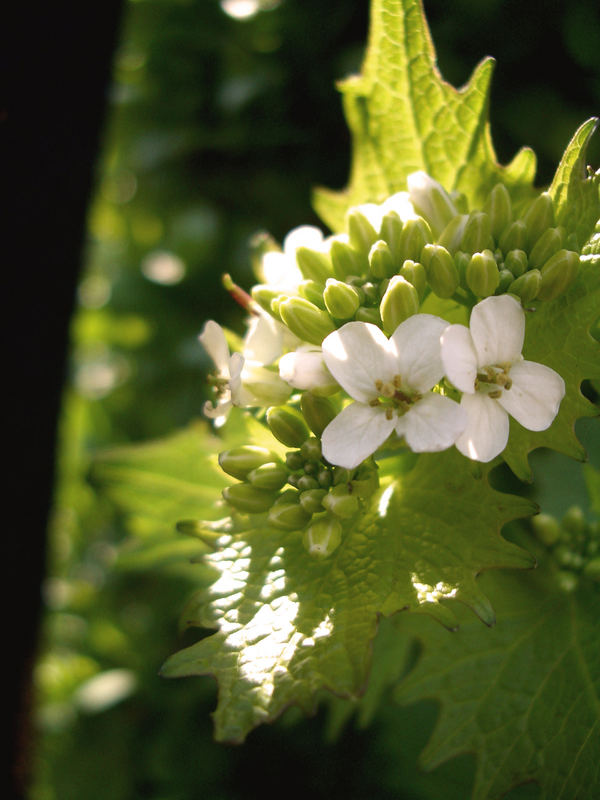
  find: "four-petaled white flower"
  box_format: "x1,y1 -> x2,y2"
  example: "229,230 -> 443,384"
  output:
200,316 -> 291,426
257,225 -> 327,295
320,316 -> 467,469
440,294 -> 565,462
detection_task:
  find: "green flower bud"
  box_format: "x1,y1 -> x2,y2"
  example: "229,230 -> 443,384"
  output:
303,517 -> 343,558
531,513 -> 561,547
508,270 -> 542,304
421,243 -> 459,298
251,285 -> 281,316
499,219 -> 527,253
299,488 -> 327,514
407,172 -> 458,236
497,268 -> 514,293
298,279 -> 326,309
522,191 -> 555,248
557,570 -> 579,593
504,249 -> 528,277
562,506 -> 586,537
297,474 -> 320,492
483,183 -> 513,239
301,392 -> 338,437
295,246 -> 332,283
465,249 -> 500,298
323,278 -> 361,320
453,251 -> 470,287
399,259 -> 427,299
279,296 -> 335,345
398,217 -> 432,263
269,294 -> 286,318
350,471 -> 379,498
317,469 -> 333,489
460,212 -> 493,254
247,462 -> 289,491
300,436 -> 322,462
583,557 -> 600,582
285,451 -> 305,471
330,238 -> 366,279
347,208 -> 379,253
368,240 -> 395,279
332,467 -> 353,486
529,227 -> 565,269
354,306 -> 382,325
322,485 -> 360,518
380,275 -> 420,334
437,214 -> 469,254
267,406 -> 310,447
537,249 -> 579,301
219,446 -> 278,481
273,488 -> 300,506
268,502 -> 312,530
222,483 -> 277,513
379,211 -> 403,260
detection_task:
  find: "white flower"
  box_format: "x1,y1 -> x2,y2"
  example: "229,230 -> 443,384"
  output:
199,318 -> 290,426
440,294 -> 565,462
258,225 -> 326,295
279,346 -> 338,395
320,316 -> 466,469
353,192 -> 418,233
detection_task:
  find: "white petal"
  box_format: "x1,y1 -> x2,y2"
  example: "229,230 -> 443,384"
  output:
440,323 -> 478,393
203,397 -> 232,427
470,295 -> 525,367
283,225 -> 325,255
381,191 -> 418,222
243,314 -> 283,365
455,393 -> 509,462
407,171 -> 458,235
395,392 -> 466,452
199,320 -> 230,375
322,321 -> 397,403
321,403 -> 396,469
278,348 -> 337,393
240,363 -> 291,406
389,314 -> 448,392
498,360 -> 565,431
261,251 -> 303,292
353,202 -> 385,232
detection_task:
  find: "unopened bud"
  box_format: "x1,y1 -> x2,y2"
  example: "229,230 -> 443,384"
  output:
317,469 -> 333,489
323,485 -> 360,518
398,216 -> 432,262
300,436 -> 322,462
298,279 -> 326,309
522,191 -> 555,248
399,260 -> 427,299
407,171 -> 458,236
379,211 -> 403,260
421,244 -> 459,298
529,227 -> 565,269
295,246 -> 332,283
461,212 -> 493,254
380,275 -> 420,334
508,270 -> 542,304
333,466 -> 353,486
299,488 -> 327,514
583,557 -> 600,582
531,513 -> 561,547
368,240 -> 395,278
466,249 -> 500,298
330,238 -> 366,279
347,208 -> 379,253
354,306 -> 382,325
222,483 -> 277,513
297,474 -> 320,492
251,285 -> 281,316
279,296 -> 335,345
537,249 -> 579,301
268,502 -> 312,530
247,462 -> 289,491
303,517 -> 343,557
219,446 -> 278,481
562,505 -> 586,537
497,268 -> 514,293
499,219 -> 527,253
504,249 -> 528,277
483,183 -> 513,239
323,278 -> 361,320
285,451 -> 305,471
437,214 -> 468,254
301,392 -> 338,436
267,406 -> 310,447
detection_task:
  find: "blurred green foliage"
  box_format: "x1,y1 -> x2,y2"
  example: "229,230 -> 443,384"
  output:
32,1 -> 598,798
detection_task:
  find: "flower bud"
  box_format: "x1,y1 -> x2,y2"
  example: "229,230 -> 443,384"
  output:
268,502 -> 312,530
460,212 -> 493,254
279,296 -> 335,345
301,436 -> 322,462
333,466 -> 353,485
453,251 -> 470,287
219,446 -> 278,481
299,488 -> 327,514
330,238 -> 366,279
301,392 -> 338,436
497,268 -> 514,293
465,249 -> 500,298
354,306 -> 382,325
247,462 -> 289,491
528,227 -> 565,269
379,211 -> 403,260
368,240 -> 395,279
397,217 -> 433,262
531,513 -> 561,547
251,285 -> 281,316
508,270 -> 542,304
298,280 -> 326,309
303,517 -> 342,557
421,244 -> 459,298
222,483 -> 278,513
295,246 -> 332,283
285,451 -> 305,471
504,249 -> 528,277
522,191 -> 555,248
399,260 -> 427,299
347,208 -> 379,253
322,485 -> 360,518
380,275 -> 420,334
499,219 -> 527,253
583,557 -> 600,582
537,249 -> 579,302
297,474 -> 320,492
267,406 -> 310,447
483,183 -> 513,239
437,214 -> 469,254
561,505 -> 586,537
407,171 -> 458,236
323,278 -> 361,320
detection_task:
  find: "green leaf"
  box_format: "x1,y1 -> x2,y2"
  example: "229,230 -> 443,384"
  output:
161,450 -> 534,742
313,0 -> 536,232
396,562 -> 600,800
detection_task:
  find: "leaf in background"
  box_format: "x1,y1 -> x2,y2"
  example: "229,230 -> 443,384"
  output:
396,562 -> 600,800
161,450 -> 534,742
314,0 -> 536,232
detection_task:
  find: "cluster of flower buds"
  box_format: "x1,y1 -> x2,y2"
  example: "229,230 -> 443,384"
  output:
532,506 -> 600,592
218,394 -> 379,557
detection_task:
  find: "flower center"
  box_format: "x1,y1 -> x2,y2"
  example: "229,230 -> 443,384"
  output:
208,373 -> 230,399
370,375 -> 422,419
474,364 -> 512,399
